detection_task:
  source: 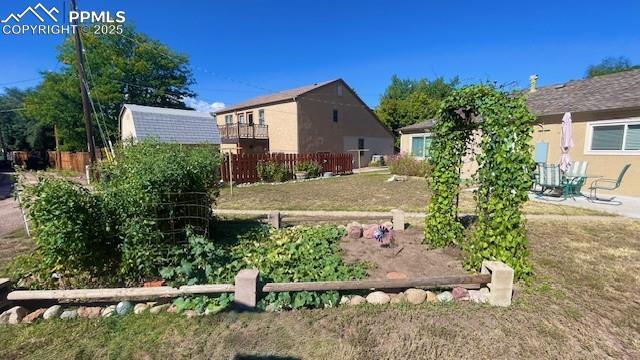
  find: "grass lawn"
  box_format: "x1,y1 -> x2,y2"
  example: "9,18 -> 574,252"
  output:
1,218 -> 638,359
217,172 -> 606,216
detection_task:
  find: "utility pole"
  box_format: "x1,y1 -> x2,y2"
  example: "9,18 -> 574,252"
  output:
70,0 -> 96,163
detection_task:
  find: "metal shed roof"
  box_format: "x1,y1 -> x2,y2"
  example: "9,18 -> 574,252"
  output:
122,104 -> 221,144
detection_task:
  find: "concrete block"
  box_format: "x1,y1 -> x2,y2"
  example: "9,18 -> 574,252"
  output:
481,261 -> 514,307
234,269 -> 260,310
268,211 -> 281,229
391,209 -> 405,231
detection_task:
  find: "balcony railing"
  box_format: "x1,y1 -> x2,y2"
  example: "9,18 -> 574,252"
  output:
218,123 -> 269,141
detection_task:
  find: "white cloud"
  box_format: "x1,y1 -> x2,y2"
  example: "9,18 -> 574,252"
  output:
184,97 -> 225,113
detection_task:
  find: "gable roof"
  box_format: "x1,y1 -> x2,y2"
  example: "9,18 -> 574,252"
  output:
215,80 -> 338,114
121,104 -> 221,144
398,119 -> 435,133
527,69 -> 640,116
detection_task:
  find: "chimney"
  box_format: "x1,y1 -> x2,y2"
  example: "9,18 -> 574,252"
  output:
529,74 -> 538,93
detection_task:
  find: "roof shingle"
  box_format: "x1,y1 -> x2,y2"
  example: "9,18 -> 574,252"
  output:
527,69 -> 640,116
214,80 -> 337,114
123,104 -> 221,144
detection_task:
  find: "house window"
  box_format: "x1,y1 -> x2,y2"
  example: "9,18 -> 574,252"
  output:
224,115 -> 233,125
337,84 -> 343,96
358,138 -> 365,150
333,109 -> 339,122
258,109 -> 265,125
411,135 -> 432,158
587,119 -> 640,153
238,113 -> 245,124
247,111 -> 254,125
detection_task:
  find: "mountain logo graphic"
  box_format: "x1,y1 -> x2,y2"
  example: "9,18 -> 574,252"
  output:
1,3 -> 59,23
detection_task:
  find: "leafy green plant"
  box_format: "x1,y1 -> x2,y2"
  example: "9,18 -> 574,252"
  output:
256,161 -> 291,182
294,161 -> 323,178
424,85 -> 534,279
173,294 -> 233,314
99,139 -> 221,283
20,176 -> 116,274
388,154 -> 432,177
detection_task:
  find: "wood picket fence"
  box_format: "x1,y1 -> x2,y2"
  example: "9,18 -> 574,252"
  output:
220,153 -> 353,184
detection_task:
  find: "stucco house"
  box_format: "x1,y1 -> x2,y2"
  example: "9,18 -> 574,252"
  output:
213,79 -> 394,165
398,70 -> 640,196
119,104 -> 221,145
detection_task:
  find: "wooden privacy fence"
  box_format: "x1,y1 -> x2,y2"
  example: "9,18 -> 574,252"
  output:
11,150 -> 108,173
220,153 -> 354,184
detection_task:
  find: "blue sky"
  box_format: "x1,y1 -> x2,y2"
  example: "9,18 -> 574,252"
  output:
1,0 -> 639,110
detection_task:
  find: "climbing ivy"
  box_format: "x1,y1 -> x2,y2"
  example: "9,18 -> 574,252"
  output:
425,85 -> 535,279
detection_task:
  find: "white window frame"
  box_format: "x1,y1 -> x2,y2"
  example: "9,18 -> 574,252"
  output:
224,114 -> 233,125
584,118 -> 640,156
258,109 -> 265,125
410,132 -> 432,159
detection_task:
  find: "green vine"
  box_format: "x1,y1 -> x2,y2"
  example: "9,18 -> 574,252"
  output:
425,85 -> 535,279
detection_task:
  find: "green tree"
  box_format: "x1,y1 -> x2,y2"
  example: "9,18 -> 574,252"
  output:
585,56 -> 639,78
375,75 -> 458,144
25,24 -> 196,151
0,88 -> 53,156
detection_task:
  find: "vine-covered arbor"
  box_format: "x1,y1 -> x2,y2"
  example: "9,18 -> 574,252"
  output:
424,85 -> 535,278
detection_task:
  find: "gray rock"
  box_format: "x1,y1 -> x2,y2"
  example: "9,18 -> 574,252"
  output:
390,292 -> 406,304
60,309 -> 77,320
149,304 -> 170,314
349,295 -> 366,306
0,306 -> 29,324
366,291 -> 390,305
101,305 -> 116,317
43,305 -> 63,320
265,303 -> 277,313
339,296 -> 351,305
405,288 -> 427,304
437,291 -> 454,302
134,303 -> 149,314
116,301 -> 133,315
469,290 -> 489,304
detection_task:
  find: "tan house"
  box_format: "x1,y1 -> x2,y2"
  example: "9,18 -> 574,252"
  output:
214,79 -> 394,165
528,70 -> 640,196
398,70 -> 640,196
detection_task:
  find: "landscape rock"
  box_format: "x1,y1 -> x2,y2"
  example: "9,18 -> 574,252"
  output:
405,288 -> 427,304
390,292 -> 406,304
184,310 -> 198,319
149,304 -> 170,314
22,308 -> 47,324
452,287 -> 470,301
468,290 -> 489,304
386,271 -> 408,280
101,305 -> 116,318
265,303 -> 277,312
437,291 -> 454,302
134,303 -> 149,314
366,291 -> 390,305
363,224 -> 377,239
347,222 -> 363,239
340,296 -> 351,305
146,301 -> 159,307
60,309 -> 77,320
43,305 -> 63,320
77,306 -> 102,319
0,306 -> 29,324
349,295 -> 366,306
166,304 -> 178,313
426,291 -> 437,302
116,301 -> 133,316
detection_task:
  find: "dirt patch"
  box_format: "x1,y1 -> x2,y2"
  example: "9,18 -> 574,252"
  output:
340,226 -> 467,279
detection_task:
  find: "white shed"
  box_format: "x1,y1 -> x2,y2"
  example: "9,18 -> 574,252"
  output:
119,104 -> 221,144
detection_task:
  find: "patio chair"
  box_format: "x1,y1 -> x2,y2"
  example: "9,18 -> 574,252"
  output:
534,164 -> 562,195
562,161 -> 588,199
588,164 -> 631,201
